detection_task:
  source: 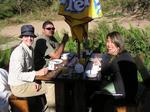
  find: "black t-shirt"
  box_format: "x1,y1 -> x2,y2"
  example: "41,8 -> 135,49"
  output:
101,51 -> 138,102
33,35 -> 59,70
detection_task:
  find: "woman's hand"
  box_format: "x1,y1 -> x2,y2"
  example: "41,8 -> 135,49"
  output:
91,53 -> 102,65
92,58 -> 102,65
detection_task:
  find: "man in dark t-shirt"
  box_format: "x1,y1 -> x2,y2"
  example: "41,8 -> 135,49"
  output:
33,20 -> 68,70
32,21 -> 68,111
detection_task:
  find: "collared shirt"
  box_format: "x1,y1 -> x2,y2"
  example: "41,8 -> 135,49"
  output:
0,68 -> 12,111
33,35 -> 59,70
8,42 -> 36,86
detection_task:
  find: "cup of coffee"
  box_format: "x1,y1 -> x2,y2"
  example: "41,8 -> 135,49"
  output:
61,53 -> 70,60
48,61 -> 55,70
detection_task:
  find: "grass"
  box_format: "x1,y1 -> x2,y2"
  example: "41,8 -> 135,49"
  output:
0,35 -> 15,44
0,48 -> 11,69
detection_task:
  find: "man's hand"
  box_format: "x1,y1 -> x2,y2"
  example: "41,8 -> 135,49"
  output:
35,82 -> 42,92
35,67 -> 48,76
62,33 -> 69,43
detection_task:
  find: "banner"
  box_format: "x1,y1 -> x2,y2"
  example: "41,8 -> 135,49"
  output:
59,0 -> 103,42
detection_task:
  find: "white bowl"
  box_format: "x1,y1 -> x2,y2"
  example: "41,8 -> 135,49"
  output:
85,70 -> 97,78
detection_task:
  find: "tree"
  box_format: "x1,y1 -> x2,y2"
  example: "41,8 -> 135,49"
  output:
16,0 -> 24,15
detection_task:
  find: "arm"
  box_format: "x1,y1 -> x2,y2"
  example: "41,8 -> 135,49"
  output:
0,69 -> 12,103
49,33 -> 69,59
9,48 -> 48,82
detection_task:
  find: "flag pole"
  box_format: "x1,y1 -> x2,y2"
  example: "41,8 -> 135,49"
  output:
77,39 -> 80,59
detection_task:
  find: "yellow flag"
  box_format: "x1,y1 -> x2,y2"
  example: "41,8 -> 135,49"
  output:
59,0 -> 103,42
65,16 -> 89,42
89,0 -> 103,18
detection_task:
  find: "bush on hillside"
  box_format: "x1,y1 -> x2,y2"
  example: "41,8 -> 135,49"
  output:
0,0 -> 149,20
100,0 -> 150,18
0,49 -> 11,70
0,0 -> 56,20
0,3 -> 14,19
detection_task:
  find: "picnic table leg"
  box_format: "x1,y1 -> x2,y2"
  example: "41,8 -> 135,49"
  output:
73,81 -> 86,112
55,81 -> 65,112
77,39 -> 81,59
55,81 -> 73,112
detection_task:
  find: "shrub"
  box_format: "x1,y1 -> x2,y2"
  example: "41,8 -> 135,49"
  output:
0,49 -> 11,70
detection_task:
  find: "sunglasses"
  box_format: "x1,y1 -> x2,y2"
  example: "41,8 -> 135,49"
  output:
45,27 -> 55,31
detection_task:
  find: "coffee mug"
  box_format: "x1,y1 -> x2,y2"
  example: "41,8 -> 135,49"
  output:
85,64 -> 101,78
48,61 -> 55,70
61,53 -> 68,60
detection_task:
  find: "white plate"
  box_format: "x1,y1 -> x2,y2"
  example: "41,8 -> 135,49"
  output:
50,59 -> 63,64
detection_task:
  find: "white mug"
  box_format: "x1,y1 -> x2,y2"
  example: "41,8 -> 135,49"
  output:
86,69 -> 97,78
91,64 -> 101,75
48,61 -> 55,70
61,53 -> 69,60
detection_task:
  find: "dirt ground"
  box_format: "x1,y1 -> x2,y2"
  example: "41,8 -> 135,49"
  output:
0,16 -> 149,50
0,16 -> 150,38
